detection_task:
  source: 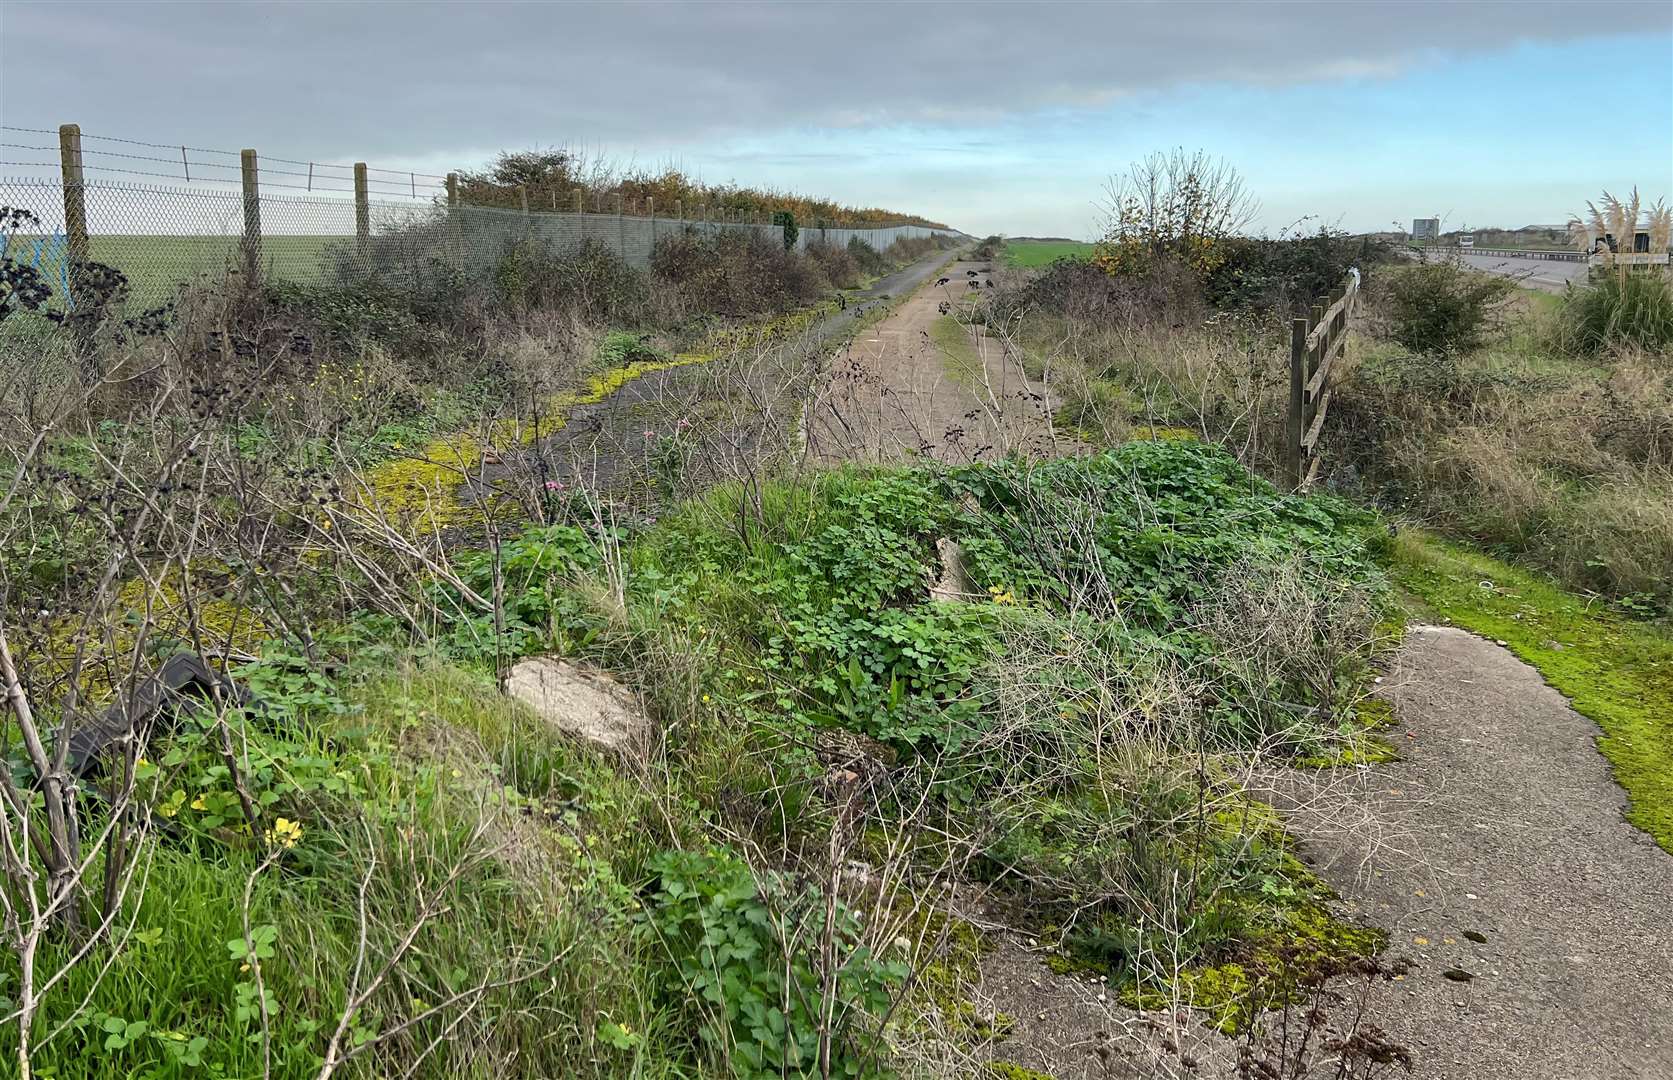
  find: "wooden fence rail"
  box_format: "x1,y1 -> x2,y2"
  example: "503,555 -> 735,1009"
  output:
1286,269 -> 1360,490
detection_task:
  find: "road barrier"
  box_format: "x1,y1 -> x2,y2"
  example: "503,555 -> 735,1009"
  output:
1449,246 -> 1586,262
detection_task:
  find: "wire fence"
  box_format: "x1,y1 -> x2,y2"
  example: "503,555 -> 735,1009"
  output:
1,124 -> 448,198
1,176 -> 957,312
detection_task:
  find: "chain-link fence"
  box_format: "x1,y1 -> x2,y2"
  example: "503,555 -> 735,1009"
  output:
1,176 -> 959,313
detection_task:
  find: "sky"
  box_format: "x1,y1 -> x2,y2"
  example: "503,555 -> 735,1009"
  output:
3,0 -> 1671,239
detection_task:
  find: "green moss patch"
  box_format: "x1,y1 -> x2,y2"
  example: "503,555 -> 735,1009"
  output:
1052,802 -> 1386,1034
1390,530 -> 1673,852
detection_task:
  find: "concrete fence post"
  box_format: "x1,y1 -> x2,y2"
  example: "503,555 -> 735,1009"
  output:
57,123 -> 90,311
575,188 -> 583,214
240,149 -> 262,284
354,163 -> 370,259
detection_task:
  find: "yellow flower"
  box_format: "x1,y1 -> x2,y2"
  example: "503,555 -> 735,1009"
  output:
190,794 -> 208,812
264,817 -> 304,850
701,694 -> 711,703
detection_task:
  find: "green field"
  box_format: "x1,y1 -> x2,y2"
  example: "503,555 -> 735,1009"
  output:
1004,239 -> 1097,267
4,233 -> 346,307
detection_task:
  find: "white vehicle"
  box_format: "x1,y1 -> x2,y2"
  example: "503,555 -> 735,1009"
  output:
1459,233 -> 1475,248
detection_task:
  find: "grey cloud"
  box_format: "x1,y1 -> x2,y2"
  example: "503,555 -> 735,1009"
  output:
3,0 -> 1663,167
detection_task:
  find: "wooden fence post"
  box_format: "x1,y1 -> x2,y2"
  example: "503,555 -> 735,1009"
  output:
354,163 -> 370,259
240,149 -> 262,284
518,184 -> 529,216
57,124 -> 90,312
1287,313 -> 1307,491
574,188 -> 583,214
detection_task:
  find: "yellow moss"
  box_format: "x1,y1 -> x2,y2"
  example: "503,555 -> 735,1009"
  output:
27,568 -> 268,707
1131,425 -> 1199,442
359,353 -> 713,530
985,1064 -> 1057,1080
358,291 -> 865,530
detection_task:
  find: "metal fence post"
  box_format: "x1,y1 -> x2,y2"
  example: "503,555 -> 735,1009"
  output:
354,163 -> 370,259
240,149 -> 262,284
1287,314 -> 1307,491
57,124 -> 90,311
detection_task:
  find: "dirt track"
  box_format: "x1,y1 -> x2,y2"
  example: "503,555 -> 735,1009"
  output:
808,257 -> 1069,463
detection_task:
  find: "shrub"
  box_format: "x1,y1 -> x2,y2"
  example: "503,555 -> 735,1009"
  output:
772,209 -> 799,251
846,237 -> 888,276
806,242 -> 861,289
1006,255 -> 1200,328
1205,230 -> 1393,313
651,230 -> 828,317
1561,271 -> 1673,354
1378,261 -> 1515,355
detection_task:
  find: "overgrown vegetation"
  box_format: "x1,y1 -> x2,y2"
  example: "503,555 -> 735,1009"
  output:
13,136 -> 1666,1079
456,147 -> 949,228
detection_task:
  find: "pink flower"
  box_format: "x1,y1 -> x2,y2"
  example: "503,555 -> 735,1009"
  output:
544,479 -> 566,492
642,429 -> 658,440
676,417 -> 693,431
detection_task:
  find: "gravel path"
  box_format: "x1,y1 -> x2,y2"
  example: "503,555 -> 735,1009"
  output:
1285,625 -> 1673,1079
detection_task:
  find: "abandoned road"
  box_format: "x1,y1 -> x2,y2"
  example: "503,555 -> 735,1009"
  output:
1457,251 -> 1587,292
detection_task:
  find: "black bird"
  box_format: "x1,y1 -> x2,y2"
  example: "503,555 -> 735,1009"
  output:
936,277 -> 950,286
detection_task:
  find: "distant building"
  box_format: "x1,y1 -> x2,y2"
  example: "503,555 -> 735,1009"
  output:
1411,217 -> 1441,241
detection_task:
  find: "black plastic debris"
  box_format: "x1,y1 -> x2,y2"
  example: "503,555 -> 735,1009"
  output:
64,652 -> 253,780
